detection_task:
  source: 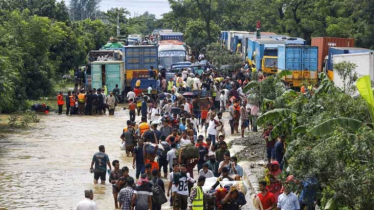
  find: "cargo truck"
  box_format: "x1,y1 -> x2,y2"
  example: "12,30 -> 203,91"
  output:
323,47 -> 371,80
278,46 -> 318,87
88,61 -> 125,94
124,45 -> 158,92
311,37 -> 355,73
247,39 -> 285,74
332,52 -> 374,91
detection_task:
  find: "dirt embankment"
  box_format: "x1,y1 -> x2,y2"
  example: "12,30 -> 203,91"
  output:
230,131 -> 267,181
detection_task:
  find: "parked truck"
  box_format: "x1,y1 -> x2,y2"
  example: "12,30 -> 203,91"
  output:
332,52 -> 374,91
124,45 -> 158,92
247,39 -> 285,74
89,61 -> 125,93
323,47 -> 371,80
311,37 -> 355,74
278,45 -> 318,87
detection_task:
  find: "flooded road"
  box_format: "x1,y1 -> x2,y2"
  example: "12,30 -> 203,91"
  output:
0,108 -> 143,210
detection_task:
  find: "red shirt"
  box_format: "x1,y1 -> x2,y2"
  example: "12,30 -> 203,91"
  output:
264,129 -> 276,148
134,88 -> 142,96
258,191 -> 275,209
195,142 -> 208,149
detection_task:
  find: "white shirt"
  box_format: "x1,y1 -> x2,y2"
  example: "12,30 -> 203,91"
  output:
198,169 -> 214,178
180,138 -> 191,147
184,103 -> 191,113
167,148 -> 177,169
223,89 -> 229,101
277,192 -> 300,210
170,172 -> 177,192
163,103 -> 172,114
228,105 -> 234,120
147,87 -> 152,94
182,70 -> 188,80
207,119 -> 217,136
176,172 -> 193,195
150,107 -> 160,122
76,198 -> 98,210
127,91 -> 135,101
191,118 -> 199,131
193,78 -> 201,90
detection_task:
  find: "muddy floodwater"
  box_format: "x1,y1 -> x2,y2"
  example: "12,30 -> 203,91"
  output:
0,108 -> 156,210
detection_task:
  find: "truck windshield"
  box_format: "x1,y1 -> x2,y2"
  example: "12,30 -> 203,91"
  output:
264,58 -> 278,68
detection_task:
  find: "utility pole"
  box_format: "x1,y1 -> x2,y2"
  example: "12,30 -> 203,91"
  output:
116,10 -> 120,36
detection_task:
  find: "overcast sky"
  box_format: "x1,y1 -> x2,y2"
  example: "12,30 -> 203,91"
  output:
63,0 -> 171,19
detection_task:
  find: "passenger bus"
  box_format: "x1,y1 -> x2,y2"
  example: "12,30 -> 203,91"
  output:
158,42 -> 187,70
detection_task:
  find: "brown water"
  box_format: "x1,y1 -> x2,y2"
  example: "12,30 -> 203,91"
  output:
0,108 -> 154,210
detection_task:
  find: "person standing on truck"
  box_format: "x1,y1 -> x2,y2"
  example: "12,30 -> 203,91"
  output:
149,66 -> 155,79
57,91 -> 64,114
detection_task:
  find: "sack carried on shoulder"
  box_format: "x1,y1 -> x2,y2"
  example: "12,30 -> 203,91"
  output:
152,179 -> 167,205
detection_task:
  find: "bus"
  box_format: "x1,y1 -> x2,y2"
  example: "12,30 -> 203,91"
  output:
158,43 -> 187,70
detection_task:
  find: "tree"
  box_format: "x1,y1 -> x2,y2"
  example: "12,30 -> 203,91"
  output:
333,61 -> 358,93
69,0 -> 101,21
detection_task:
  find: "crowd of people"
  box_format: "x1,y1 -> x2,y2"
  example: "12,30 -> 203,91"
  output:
77,61 -> 317,210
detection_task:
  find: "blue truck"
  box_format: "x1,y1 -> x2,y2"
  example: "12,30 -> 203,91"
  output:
124,45 -> 159,92
278,45 -> 318,87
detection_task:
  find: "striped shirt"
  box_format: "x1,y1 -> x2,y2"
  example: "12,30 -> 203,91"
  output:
134,184 -> 153,210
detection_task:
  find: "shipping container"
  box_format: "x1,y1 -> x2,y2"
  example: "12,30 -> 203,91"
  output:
278,46 -> 318,87
89,61 -> 125,92
325,47 -> 371,79
311,37 -> 355,72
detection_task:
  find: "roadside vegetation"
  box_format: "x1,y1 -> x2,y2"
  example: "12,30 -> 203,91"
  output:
244,66 -> 374,209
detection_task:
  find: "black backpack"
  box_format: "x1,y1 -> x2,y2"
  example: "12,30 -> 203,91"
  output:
159,142 -> 170,160
151,179 -> 167,205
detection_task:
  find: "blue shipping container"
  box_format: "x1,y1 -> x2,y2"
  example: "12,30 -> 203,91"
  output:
278,46 -> 318,71
125,46 -> 158,70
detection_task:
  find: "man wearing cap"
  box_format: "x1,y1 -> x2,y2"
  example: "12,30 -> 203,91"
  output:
188,176 -> 206,210
77,189 -> 97,210
118,177 -> 135,210
205,151 -> 219,177
132,174 -> 153,210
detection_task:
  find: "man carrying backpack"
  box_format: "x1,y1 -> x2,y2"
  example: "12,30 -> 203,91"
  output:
159,136 -> 170,178
150,169 -> 167,210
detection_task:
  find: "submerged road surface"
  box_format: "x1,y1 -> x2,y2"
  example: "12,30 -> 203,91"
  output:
0,108 -> 156,209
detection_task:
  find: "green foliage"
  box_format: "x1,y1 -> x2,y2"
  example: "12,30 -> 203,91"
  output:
257,72 -> 374,209
334,61 -> 358,93
205,43 -> 242,70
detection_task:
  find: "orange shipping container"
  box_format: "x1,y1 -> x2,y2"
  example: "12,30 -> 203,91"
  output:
311,37 -> 355,72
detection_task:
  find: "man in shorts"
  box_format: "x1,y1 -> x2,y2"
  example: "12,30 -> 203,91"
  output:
90,145 -> 112,184
173,164 -> 196,210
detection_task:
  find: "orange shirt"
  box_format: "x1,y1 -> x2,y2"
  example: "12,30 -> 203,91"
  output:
145,159 -> 159,171
201,110 -> 208,119
129,102 -> 136,111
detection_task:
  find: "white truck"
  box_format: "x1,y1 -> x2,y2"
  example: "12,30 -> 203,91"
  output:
332,52 -> 374,91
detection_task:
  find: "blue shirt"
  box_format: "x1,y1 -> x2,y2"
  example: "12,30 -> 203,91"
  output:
299,178 -> 318,205
179,123 -> 186,132
274,141 -> 284,164
141,101 -> 147,115
235,164 -> 244,177
134,146 -> 144,166
277,192 -> 300,210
